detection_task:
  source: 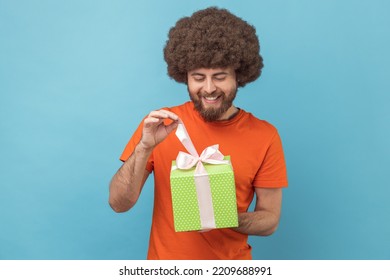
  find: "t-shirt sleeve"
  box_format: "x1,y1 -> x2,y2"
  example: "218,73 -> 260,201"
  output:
253,130 -> 288,188
119,119 -> 154,173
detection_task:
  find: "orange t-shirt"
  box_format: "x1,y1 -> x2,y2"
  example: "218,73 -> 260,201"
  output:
120,101 -> 288,259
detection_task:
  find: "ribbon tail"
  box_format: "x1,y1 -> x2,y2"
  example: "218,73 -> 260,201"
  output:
175,123 -> 199,158
194,161 -> 216,230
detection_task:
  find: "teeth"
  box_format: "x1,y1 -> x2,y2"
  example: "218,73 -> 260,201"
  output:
204,96 -> 218,100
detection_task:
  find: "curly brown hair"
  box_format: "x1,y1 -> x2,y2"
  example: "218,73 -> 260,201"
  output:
163,7 -> 263,87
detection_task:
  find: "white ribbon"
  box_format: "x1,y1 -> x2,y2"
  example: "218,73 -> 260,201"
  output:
174,122 -> 229,230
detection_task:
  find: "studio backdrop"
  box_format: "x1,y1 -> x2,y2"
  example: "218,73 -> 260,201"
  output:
1,0 -> 389,259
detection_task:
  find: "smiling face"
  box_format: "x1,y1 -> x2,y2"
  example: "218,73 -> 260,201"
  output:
187,67 -> 238,122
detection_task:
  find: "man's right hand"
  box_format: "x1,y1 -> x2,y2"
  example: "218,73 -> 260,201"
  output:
140,110 -> 180,150
109,109 -> 179,213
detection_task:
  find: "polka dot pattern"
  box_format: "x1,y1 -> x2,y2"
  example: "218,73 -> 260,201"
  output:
171,169 -> 201,232
170,158 -> 238,232
209,171 -> 238,228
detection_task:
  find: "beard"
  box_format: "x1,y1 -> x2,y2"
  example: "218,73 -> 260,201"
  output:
189,87 -> 237,122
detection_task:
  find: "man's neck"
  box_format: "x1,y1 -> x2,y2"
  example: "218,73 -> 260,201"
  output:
219,106 -> 239,121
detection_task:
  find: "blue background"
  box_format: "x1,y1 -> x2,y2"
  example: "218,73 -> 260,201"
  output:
1,0 -> 389,260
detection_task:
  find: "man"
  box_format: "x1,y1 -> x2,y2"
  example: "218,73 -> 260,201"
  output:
109,7 -> 288,260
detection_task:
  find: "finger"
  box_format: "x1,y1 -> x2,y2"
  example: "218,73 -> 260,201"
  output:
164,120 -> 179,134
159,110 -> 179,121
143,116 -> 163,127
148,110 -> 179,121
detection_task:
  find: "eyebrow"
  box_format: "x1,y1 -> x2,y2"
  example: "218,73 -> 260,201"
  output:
190,71 -> 229,77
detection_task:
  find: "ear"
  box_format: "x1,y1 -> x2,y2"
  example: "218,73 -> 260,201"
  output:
235,71 -> 240,87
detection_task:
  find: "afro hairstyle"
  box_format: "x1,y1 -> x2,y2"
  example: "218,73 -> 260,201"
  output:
163,7 -> 264,87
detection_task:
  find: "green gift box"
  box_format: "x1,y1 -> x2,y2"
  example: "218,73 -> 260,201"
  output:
170,156 -> 238,232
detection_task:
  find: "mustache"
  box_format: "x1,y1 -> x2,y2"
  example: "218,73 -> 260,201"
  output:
198,91 -> 223,98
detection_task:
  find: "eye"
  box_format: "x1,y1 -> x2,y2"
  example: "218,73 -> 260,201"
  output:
214,75 -> 227,81
192,75 -> 205,82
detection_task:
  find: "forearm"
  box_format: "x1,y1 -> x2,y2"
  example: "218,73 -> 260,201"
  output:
234,210 -> 280,236
109,142 -> 152,212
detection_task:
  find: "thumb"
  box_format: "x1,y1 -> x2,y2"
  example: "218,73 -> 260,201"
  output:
165,120 -> 179,135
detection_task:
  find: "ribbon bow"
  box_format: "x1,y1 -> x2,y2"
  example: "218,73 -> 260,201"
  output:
175,122 -> 229,173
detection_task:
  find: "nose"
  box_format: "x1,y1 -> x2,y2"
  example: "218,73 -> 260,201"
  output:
204,78 -> 216,94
